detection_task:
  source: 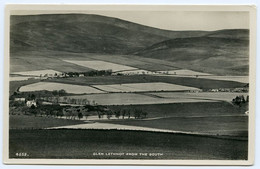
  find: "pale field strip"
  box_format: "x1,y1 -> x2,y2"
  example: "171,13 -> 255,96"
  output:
9,76 -> 37,81
63,60 -> 138,72
154,74 -> 249,83
157,69 -> 212,76
11,69 -> 61,77
19,82 -> 105,94
198,76 -> 249,83
48,122 -> 241,137
149,92 -> 249,102
93,82 -> 200,93
118,69 -> 155,74
64,93 -> 216,106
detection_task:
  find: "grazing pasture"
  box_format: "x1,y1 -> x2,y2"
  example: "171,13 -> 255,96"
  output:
63,60 -> 137,72
9,115 -> 85,129
19,82 -> 105,94
9,129 -> 248,159
64,93 -> 215,106
156,74 -> 249,83
99,116 -> 248,138
148,92 -> 249,102
93,82 -> 200,93
198,76 -> 249,83
107,102 -> 248,118
9,79 -> 41,96
9,76 -> 36,81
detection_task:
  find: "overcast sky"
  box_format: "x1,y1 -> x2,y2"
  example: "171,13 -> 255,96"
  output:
13,10 -> 249,31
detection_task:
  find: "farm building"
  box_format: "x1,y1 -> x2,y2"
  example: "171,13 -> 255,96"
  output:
26,100 -> 37,107
14,98 -> 26,102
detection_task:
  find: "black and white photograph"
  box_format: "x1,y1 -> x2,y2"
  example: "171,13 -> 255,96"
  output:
3,5 -> 256,165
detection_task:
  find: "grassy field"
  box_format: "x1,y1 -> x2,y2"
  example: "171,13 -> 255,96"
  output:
9,78 -> 41,96
107,102 -> 248,118
47,75 -> 246,89
93,82 -> 199,93
98,116 -> 248,138
9,115 -> 86,129
9,129 -> 248,160
148,92 -> 249,102
63,93 -> 215,106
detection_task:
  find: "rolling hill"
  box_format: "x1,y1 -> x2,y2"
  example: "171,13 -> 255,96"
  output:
10,14 -> 249,75
134,34 -> 249,75
10,14 -> 210,54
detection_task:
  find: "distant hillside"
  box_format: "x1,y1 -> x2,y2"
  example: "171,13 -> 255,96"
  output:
10,14 -> 249,75
10,14 -> 210,54
134,35 -> 249,75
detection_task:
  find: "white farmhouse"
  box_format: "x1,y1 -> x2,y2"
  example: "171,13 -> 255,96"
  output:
14,98 -> 26,102
26,100 -> 37,107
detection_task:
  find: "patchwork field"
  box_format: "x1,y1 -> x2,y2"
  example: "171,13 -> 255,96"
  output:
19,82 -> 105,94
93,82 -> 200,93
60,53 -> 179,71
64,93 -> 215,106
47,75 -> 246,89
63,60 -> 137,72
10,52 -> 94,73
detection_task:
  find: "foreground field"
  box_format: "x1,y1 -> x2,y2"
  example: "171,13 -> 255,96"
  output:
9,115 -> 86,129
9,129 -> 248,160
97,116 -> 248,138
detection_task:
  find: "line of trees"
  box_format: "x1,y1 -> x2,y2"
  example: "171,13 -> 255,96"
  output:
64,69 -> 112,77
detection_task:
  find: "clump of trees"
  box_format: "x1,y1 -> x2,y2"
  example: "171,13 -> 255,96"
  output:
10,89 -> 68,101
232,95 -> 249,107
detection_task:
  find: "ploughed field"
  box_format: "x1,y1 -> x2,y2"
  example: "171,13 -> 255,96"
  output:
9,129 -> 248,160
19,82 -> 105,94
